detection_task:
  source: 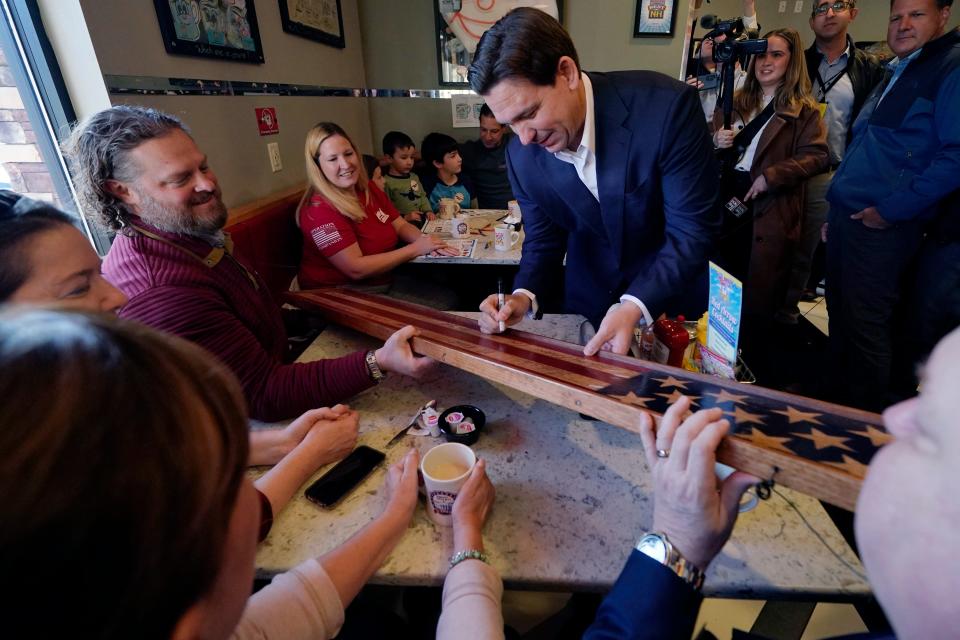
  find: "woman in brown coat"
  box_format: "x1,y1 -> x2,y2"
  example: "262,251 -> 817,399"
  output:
712,28 -> 828,329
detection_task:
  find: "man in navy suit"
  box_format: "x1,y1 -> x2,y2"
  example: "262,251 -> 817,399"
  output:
582,324 -> 960,639
470,8 -> 719,356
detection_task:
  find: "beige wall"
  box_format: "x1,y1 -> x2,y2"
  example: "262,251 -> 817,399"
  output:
359,0 -> 698,152
76,0 -> 373,207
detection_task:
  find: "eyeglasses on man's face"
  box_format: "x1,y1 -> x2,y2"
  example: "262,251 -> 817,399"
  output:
812,1 -> 853,17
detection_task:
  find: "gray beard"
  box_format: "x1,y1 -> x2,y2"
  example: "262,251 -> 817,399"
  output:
131,189 -> 228,245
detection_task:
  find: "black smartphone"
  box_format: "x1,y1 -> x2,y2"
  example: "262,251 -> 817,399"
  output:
698,72 -> 720,91
304,445 -> 386,508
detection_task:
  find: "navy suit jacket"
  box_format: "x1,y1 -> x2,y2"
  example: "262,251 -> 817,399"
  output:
584,550 -> 895,640
506,71 -> 720,326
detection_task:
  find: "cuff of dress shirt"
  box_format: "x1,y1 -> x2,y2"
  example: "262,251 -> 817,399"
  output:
513,288 -> 541,320
619,294 -> 653,327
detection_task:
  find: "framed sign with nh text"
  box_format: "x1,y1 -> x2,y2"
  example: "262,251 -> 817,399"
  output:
634,0 -> 678,37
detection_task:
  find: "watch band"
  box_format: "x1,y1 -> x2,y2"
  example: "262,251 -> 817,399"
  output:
364,350 -> 385,383
636,532 -> 705,591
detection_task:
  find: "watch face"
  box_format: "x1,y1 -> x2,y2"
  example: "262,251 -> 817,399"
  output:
637,535 -> 668,563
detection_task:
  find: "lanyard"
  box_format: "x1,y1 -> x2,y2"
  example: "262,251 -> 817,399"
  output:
815,53 -> 852,102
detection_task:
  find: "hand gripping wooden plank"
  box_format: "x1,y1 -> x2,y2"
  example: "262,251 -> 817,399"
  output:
286,288 -> 889,511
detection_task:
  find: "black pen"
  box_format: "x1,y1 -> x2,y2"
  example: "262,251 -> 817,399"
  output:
497,277 -> 505,332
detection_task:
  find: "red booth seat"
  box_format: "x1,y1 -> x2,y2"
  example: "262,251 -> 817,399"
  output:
225,186 -> 305,300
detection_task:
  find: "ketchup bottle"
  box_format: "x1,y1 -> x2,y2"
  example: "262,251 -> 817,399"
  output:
652,316 -> 691,368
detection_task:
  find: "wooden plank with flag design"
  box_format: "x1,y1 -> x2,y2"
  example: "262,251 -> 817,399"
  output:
286,288 -> 889,510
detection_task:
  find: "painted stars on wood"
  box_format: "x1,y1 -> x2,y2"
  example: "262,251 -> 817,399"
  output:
704,389 -> 749,405
610,391 -> 656,408
772,406 -> 824,425
655,389 -> 700,406
791,428 -> 855,453
849,425 -> 893,447
742,427 -> 795,455
598,371 -> 889,479
724,406 -> 766,427
824,455 -> 869,477
654,376 -> 689,390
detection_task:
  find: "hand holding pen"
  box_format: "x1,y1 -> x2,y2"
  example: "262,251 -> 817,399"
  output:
477,284 -> 530,335
497,278 -> 506,333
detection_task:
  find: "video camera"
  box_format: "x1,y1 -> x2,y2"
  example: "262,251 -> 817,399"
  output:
699,15 -> 767,65
698,14 -> 768,128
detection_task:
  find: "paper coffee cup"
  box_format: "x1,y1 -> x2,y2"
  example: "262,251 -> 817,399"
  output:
715,462 -> 759,513
421,442 -> 476,526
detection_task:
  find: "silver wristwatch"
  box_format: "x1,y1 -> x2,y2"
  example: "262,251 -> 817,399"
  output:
635,532 -> 705,590
364,350 -> 385,383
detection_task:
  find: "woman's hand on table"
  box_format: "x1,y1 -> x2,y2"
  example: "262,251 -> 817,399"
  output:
248,404 -> 352,465
452,459 -> 495,552
375,325 -> 437,379
409,233 -> 450,256
478,292 -> 530,334
296,408 -> 360,467
638,396 -> 759,572
383,448 -> 420,523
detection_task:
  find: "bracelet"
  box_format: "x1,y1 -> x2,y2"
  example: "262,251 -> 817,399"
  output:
449,549 -> 489,568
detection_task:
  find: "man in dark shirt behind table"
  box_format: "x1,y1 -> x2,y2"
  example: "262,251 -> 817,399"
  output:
460,103 -> 515,210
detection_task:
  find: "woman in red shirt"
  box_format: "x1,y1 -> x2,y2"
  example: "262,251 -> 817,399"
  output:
297,122 -> 449,289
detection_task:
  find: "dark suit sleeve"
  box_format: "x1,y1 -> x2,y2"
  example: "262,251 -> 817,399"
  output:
584,550 -> 703,640
623,86 -> 720,316
506,146 -> 568,298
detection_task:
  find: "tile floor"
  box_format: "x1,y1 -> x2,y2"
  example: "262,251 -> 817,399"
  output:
499,298 -> 874,638
799,297 -> 829,336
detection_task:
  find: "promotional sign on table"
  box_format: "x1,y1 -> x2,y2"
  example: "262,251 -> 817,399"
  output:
707,261 -> 742,366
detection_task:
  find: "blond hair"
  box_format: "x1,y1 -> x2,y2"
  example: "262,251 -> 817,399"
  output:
301,122 -> 370,223
734,28 -> 818,119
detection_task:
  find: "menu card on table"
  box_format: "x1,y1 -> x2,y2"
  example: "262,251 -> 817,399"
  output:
422,238 -> 477,259
706,261 -> 742,367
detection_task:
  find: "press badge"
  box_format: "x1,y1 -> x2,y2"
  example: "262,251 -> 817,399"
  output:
725,197 -> 749,218
818,102 -> 828,118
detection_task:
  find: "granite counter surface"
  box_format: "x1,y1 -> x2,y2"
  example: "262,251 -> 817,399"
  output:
252,315 -> 869,599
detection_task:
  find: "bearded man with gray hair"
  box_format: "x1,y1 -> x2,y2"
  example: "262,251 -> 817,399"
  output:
64,105 -> 432,422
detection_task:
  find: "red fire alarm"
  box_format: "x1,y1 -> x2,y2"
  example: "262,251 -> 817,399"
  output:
255,107 -> 279,136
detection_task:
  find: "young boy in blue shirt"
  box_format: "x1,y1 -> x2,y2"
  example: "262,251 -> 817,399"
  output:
421,132 -> 477,212
381,131 -> 433,227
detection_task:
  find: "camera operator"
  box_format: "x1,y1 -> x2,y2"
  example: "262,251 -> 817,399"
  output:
711,28 -> 828,372
687,0 -> 759,122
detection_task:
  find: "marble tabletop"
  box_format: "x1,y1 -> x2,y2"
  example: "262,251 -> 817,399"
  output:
253,314 -> 870,599
411,209 -> 523,265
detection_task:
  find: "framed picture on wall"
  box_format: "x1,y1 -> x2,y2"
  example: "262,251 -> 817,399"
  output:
153,0 -> 265,63
634,0 -> 678,37
434,0 -> 564,87
278,0 -> 345,49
